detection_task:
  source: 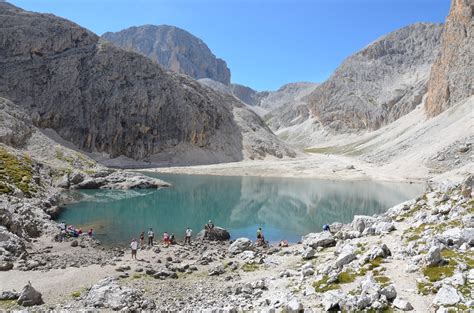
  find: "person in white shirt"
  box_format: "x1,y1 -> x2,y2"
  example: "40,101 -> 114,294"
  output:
185,227 -> 192,245
147,228 -> 154,246
130,238 -> 138,259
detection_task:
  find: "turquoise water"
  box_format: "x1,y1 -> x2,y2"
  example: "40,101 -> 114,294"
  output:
58,173 -> 424,246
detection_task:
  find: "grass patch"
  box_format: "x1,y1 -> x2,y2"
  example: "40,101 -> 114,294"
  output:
132,273 -> 142,279
337,270 -> 357,284
313,275 -> 340,293
367,257 -> 383,270
422,262 -> 457,282
374,275 -> 391,287
241,263 -> 259,272
71,290 -> 82,298
0,300 -> 17,309
0,147 -> 34,197
417,281 -> 437,295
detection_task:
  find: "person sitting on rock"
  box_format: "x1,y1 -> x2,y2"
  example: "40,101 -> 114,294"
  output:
163,232 -> 170,246
170,233 -> 176,245
323,224 -> 331,232
130,238 -> 138,260
87,228 -> 93,237
204,220 -> 215,239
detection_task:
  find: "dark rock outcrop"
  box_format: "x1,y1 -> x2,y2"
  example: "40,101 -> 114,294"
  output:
0,3 -> 293,166
425,0 -> 473,116
102,25 -> 231,85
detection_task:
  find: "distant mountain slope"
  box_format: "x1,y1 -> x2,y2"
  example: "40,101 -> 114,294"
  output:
102,25 -> 231,85
425,0 -> 473,116
0,3 -> 294,167
307,23 -> 443,133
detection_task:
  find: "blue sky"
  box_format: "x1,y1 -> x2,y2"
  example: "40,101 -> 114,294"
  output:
10,0 -> 450,91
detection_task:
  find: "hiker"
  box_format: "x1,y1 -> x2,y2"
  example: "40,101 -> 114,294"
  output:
185,227 -> 192,245
256,227 -> 265,245
58,221 -> 66,231
130,238 -> 138,260
140,232 -> 145,247
279,240 -> 288,247
323,224 -> 331,232
147,228 -> 154,246
78,228 -> 83,235
170,233 -> 176,245
163,232 -> 170,246
204,220 -> 215,239
87,228 -> 93,237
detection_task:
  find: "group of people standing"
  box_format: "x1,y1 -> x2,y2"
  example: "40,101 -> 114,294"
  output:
129,222 -> 269,259
129,226 -> 194,259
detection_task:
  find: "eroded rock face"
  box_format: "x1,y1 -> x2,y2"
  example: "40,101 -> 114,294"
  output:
425,0 -> 474,116
0,3 -> 293,166
307,23 -> 442,132
102,25 -> 231,85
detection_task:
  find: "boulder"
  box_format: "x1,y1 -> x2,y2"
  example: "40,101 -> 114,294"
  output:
17,283 -> 43,307
0,291 -> 19,300
302,232 -> 336,249
433,285 -> 461,306
322,290 -> 345,311
0,261 -> 13,271
85,277 -> 141,310
461,175 -> 472,198
335,245 -> 356,268
437,227 -> 474,246
208,264 -> 225,276
196,227 -> 230,241
380,285 -> 397,301
424,246 -> 444,267
393,298 -> 413,311
285,298 -> 304,312
301,247 -> 316,260
352,215 -> 376,233
228,238 -> 253,254
370,222 -> 395,235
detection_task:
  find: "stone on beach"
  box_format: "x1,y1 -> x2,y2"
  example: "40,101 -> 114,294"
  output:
302,232 -> 336,249
228,238 -> 253,254
196,227 -> 231,241
17,283 -> 43,307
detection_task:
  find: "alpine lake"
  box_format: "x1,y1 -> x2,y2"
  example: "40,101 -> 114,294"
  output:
58,173 -> 424,246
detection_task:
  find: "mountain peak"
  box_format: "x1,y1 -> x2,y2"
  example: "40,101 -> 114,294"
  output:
102,24 -> 231,85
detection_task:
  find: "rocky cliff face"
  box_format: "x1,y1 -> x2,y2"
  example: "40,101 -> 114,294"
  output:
102,25 -> 231,85
307,23 -> 443,133
425,0 -> 473,116
0,3 -> 293,166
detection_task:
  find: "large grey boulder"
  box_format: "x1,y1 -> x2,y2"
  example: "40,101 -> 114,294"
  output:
85,277 -> 143,310
437,227 -> 474,246
335,245 -> 357,268
393,298 -> 413,311
424,246 -> 444,267
322,290 -> 346,311
0,261 -> 13,271
302,232 -> 336,249
196,227 -> 230,241
301,247 -> 316,260
228,238 -> 253,254
433,285 -> 461,306
352,215 -> 376,233
285,298 -> 304,312
17,283 -> 43,306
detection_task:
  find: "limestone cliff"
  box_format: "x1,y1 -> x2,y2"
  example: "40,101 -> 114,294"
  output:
0,3 -> 294,166
102,25 -> 231,85
425,0 -> 473,116
307,23 -> 443,132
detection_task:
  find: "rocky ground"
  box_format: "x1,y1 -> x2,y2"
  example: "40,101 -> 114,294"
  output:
0,175 -> 472,312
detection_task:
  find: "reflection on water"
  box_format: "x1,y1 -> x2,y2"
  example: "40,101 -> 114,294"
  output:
58,173 -> 424,245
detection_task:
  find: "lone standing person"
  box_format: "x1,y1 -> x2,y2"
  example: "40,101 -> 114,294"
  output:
130,238 -> 138,260
204,220 -> 215,240
140,231 -> 145,248
147,228 -> 154,246
185,227 -> 192,245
